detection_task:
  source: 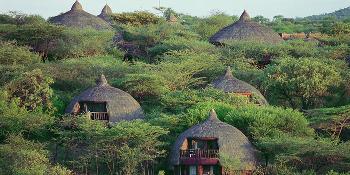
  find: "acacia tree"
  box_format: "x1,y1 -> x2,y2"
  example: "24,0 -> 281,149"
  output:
260,57 -> 343,109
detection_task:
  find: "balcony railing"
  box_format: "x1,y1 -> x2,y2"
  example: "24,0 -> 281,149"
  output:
180,149 -> 219,159
90,112 -> 109,121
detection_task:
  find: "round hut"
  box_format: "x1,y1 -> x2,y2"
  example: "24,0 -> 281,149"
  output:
167,13 -> 178,23
209,10 -> 283,45
211,66 -> 268,105
170,109 -> 257,175
49,1 -> 111,30
98,4 -> 113,23
65,75 -> 144,123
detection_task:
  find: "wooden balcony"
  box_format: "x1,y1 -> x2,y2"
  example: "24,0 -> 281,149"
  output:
90,112 -> 109,121
180,149 -> 219,165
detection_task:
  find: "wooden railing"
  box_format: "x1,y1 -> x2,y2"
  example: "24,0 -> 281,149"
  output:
90,112 -> 109,121
180,149 -> 219,159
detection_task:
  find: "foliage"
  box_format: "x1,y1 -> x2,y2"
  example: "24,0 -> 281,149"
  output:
54,115 -> 168,175
0,134 -> 71,175
260,57 -> 343,109
306,105 -> 350,140
191,12 -> 236,40
48,28 -> 114,60
153,50 -> 223,90
161,88 -> 250,113
111,11 -> 161,25
0,91 -> 53,142
0,41 -> 40,65
6,69 -> 54,111
113,73 -> 170,100
2,22 -> 64,60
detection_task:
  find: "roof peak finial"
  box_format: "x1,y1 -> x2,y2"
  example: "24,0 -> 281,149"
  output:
101,4 -> 112,15
208,109 -> 220,121
239,10 -> 250,22
97,74 -> 108,86
224,66 -> 234,79
71,0 -> 83,11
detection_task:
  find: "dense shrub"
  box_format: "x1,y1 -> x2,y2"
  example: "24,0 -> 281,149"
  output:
191,13 -> 236,40
111,11 -> 161,25
48,28 -> 114,59
185,102 -> 313,139
0,41 -> 40,65
148,37 -> 216,57
0,134 -> 71,175
6,69 -> 54,111
260,57 -> 343,109
2,22 -> 64,60
0,91 -> 53,142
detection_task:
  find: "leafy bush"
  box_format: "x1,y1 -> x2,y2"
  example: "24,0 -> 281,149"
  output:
111,11 -> 161,25
0,91 -> 53,142
48,28 -> 114,59
260,57 -> 343,109
0,134 -> 71,175
148,37 -> 216,57
6,69 -> 54,111
2,22 -> 64,60
113,73 -> 170,100
191,12 -> 236,40
161,88 -> 250,114
0,41 -> 40,65
184,101 -> 313,139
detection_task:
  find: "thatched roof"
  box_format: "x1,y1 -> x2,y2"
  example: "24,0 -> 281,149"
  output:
169,109 -> 257,169
211,66 -> 268,105
98,4 -> 113,23
65,75 -> 144,123
49,1 -> 112,30
166,13 -> 178,23
209,10 -> 283,45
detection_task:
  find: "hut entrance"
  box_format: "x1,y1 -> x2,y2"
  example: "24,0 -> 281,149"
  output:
79,101 -> 109,121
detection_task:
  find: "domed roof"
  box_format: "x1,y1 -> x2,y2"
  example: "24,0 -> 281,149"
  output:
98,4 -> 113,23
49,1 -> 112,30
65,75 -> 144,123
209,10 -> 283,45
170,110 -> 257,169
211,66 -> 268,105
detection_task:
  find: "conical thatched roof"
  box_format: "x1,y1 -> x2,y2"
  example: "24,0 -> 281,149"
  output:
65,75 -> 144,123
98,4 -> 113,23
169,109 -> 257,170
211,66 -> 268,105
49,1 -> 112,30
166,13 -> 178,23
209,10 -> 283,45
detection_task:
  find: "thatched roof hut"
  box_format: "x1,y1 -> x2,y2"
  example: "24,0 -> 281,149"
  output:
211,66 -> 268,105
65,75 -> 144,123
49,1 -> 111,30
169,109 -> 257,170
98,4 -> 113,23
167,13 -> 178,23
209,10 -> 283,45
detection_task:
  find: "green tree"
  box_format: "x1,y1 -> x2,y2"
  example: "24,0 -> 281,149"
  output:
0,134 -> 71,175
0,91 -> 53,142
6,69 -> 54,111
0,41 -> 40,65
111,11 -> 160,25
260,57 -> 342,109
3,23 -> 64,61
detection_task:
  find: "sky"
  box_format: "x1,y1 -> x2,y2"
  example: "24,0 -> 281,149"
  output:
0,0 -> 350,19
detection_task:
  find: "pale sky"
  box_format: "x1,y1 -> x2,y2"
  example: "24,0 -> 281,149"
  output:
0,0 -> 350,19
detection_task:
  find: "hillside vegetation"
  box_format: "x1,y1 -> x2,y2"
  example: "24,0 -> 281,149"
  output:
0,9 -> 349,175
